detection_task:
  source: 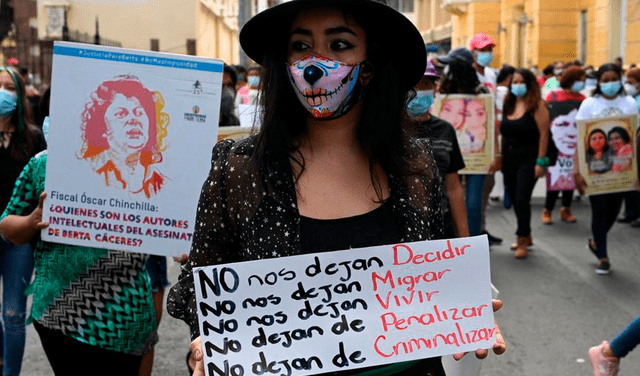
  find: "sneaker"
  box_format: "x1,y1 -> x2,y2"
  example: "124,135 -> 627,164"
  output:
482,230 -> 503,245
595,260 -> 611,275
617,215 -> 638,223
541,209 -> 553,224
559,207 -> 577,223
589,341 -> 619,376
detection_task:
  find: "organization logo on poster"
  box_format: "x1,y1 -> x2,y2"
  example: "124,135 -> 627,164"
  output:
177,79 -> 215,96
184,105 -> 207,123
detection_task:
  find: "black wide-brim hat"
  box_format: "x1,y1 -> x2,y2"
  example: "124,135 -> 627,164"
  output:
239,0 -> 426,91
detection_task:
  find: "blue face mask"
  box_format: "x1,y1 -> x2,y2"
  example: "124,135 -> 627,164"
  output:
247,75 -> 261,87
407,90 -> 434,117
42,116 -> 50,144
0,89 -> 17,116
571,81 -> 585,92
476,52 -> 493,67
600,81 -> 622,97
511,83 -> 527,97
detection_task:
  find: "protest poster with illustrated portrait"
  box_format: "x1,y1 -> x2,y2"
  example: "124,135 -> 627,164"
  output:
42,42 -> 223,256
577,114 -> 639,195
546,101 -> 582,191
432,94 -> 495,174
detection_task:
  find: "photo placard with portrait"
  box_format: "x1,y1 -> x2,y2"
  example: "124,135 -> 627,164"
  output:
545,102 -> 581,191
42,42 -> 224,256
577,114 -> 639,195
432,94 -> 495,174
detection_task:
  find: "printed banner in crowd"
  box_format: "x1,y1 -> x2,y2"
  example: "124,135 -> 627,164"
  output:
432,94 -> 495,174
546,101 -> 582,191
42,41 -> 223,256
193,236 -> 495,376
577,114 -> 639,195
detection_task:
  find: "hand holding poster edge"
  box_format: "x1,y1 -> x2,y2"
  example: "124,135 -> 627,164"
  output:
192,235 -> 497,376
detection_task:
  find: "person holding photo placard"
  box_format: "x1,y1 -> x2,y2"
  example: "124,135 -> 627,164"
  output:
435,48 -> 502,241
574,63 -> 639,275
541,65 -> 586,225
0,65 -> 45,376
167,1 -> 506,375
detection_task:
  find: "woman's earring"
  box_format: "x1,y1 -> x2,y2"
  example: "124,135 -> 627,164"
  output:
359,62 -> 374,86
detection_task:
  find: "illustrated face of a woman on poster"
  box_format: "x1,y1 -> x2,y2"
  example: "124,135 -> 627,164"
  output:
440,98 -> 465,130
551,113 -> 578,156
104,93 -> 150,154
589,131 -> 606,153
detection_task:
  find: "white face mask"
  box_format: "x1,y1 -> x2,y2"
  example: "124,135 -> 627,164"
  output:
624,83 -> 638,97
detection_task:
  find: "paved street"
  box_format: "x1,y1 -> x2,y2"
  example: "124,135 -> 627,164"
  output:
20,190 -> 640,376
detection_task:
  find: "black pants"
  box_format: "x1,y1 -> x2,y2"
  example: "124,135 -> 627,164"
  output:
621,191 -> 639,219
545,190 -> 574,211
34,321 -> 142,376
589,193 -> 624,259
502,153 -> 538,236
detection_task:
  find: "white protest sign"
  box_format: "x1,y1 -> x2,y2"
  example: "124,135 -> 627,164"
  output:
42,41 -> 223,256
193,235 -> 495,376
238,104 -> 262,129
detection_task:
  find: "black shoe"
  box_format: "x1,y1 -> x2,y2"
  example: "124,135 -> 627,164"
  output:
482,230 -> 503,245
617,215 -> 638,223
630,219 -> 640,228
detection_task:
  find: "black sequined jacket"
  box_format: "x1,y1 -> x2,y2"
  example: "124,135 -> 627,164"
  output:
167,135 -> 443,340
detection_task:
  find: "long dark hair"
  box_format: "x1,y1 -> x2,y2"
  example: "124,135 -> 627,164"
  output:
1,66 -> 41,162
503,68 -> 542,117
438,58 -> 484,95
593,64 -> 623,97
608,126 -> 631,144
252,6 -> 416,200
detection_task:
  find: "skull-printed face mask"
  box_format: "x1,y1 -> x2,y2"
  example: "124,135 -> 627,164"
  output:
287,54 -> 362,119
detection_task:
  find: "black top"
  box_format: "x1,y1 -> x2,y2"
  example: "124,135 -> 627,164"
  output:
0,130 -> 46,212
414,115 -> 465,177
414,115 -> 465,237
500,112 -> 539,154
300,201 -> 401,254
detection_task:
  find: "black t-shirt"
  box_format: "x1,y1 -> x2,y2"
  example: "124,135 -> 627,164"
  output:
414,115 -> 465,177
0,128 -> 46,213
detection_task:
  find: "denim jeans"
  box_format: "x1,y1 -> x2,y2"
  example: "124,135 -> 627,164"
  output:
0,239 -> 34,376
610,315 -> 640,358
465,174 -> 486,236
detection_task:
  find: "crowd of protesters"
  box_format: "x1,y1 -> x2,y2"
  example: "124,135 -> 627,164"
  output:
0,2 -> 639,375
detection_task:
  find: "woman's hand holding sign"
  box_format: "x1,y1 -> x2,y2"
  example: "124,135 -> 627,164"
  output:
453,299 -> 506,360
189,336 -> 205,376
0,192 -> 49,245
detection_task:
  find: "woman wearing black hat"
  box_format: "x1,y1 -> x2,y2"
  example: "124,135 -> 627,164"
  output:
167,2 -> 505,375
